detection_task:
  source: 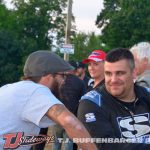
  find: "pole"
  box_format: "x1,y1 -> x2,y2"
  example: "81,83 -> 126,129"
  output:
64,0 -> 72,61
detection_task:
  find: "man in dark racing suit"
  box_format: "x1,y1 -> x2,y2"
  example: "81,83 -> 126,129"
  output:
78,48 -> 150,150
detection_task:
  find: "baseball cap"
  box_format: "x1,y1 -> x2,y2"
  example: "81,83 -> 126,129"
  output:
23,50 -> 74,77
82,50 -> 106,64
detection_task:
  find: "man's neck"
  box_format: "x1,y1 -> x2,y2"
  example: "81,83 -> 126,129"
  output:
117,92 -> 136,103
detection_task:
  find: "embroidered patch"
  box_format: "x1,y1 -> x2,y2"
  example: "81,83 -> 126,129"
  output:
85,113 -> 96,122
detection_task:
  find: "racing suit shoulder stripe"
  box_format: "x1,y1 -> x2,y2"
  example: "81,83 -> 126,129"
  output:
80,90 -> 102,106
145,87 -> 150,93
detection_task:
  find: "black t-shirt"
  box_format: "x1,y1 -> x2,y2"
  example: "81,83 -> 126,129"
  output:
83,75 -> 90,90
59,74 -> 86,115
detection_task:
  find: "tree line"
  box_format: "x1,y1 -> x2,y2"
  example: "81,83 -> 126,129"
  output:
0,0 -> 150,85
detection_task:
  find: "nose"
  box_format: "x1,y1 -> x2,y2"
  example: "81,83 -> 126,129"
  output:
111,74 -> 118,82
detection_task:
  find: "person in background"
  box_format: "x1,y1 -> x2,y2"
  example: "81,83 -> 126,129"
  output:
0,50 -> 98,150
130,42 -> 150,88
52,60 -> 86,150
76,61 -> 90,91
82,50 -> 106,91
78,48 -> 150,150
61,61 -> 86,116
68,60 -> 78,75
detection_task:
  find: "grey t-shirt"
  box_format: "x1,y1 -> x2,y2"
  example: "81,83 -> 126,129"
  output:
0,80 -> 62,149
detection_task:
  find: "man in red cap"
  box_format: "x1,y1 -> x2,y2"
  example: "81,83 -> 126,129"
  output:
82,50 -> 106,91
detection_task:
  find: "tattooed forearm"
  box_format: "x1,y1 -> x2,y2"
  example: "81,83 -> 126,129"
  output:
47,104 -> 78,128
48,104 -> 66,119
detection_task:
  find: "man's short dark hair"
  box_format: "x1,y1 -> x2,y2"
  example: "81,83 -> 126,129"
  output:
106,48 -> 135,70
78,62 -> 86,69
68,60 -> 78,70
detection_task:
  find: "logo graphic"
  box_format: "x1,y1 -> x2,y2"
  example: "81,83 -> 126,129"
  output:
85,113 -> 96,122
92,52 -> 100,56
3,132 -> 54,149
117,113 -> 150,139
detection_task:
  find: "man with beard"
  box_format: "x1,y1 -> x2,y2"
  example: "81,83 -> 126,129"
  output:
0,50 -> 97,150
32,65 -> 64,150
52,60 -> 86,150
78,48 -> 150,150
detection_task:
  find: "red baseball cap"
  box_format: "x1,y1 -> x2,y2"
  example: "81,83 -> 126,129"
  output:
82,50 -> 106,64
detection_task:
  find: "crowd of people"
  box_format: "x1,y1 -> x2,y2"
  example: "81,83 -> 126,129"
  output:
0,41 -> 150,150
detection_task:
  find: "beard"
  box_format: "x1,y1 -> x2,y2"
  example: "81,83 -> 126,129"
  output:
51,80 -> 61,99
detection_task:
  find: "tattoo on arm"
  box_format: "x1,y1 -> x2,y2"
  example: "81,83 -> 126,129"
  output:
48,104 -> 66,119
47,104 -> 78,128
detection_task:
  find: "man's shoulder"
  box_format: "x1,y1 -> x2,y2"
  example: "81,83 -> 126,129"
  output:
136,70 -> 150,88
19,80 -> 46,89
136,84 -> 150,92
135,84 -> 150,100
81,90 -> 102,106
67,74 -> 83,83
66,74 -> 86,91
144,87 -> 150,93
14,80 -> 49,95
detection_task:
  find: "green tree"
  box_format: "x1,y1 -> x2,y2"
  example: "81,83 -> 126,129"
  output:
96,0 -> 150,48
0,0 -> 68,84
0,2 -> 23,85
11,0 -> 67,53
0,30 -> 22,86
0,2 -> 16,32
